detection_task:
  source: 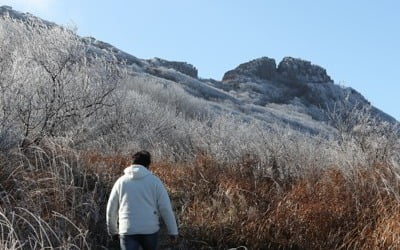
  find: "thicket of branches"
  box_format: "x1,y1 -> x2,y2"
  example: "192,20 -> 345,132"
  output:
1,16 -> 400,249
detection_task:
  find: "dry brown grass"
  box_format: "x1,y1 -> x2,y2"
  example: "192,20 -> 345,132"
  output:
2,145 -> 400,249
152,156 -> 400,249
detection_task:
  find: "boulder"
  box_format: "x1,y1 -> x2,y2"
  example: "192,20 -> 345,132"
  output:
223,57 -> 277,82
151,58 -> 198,78
277,57 -> 332,83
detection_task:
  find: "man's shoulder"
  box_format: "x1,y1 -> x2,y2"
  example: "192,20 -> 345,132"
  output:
151,173 -> 164,182
117,175 -> 129,182
146,173 -> 163,184
116,173 -> 161,183
113,175 -> 131,186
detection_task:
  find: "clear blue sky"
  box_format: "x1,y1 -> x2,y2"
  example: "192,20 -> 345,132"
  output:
2,0 -> 399,120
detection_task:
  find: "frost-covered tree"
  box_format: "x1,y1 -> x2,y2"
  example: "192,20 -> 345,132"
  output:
0,17 -> 123,144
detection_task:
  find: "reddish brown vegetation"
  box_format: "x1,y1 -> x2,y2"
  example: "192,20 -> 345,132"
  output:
150,156 -> 400,249
2,147 -> 400,249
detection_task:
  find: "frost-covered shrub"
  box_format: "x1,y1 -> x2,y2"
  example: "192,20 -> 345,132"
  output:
126,74 -> 210,119
327,97 -> 400,165
0,17 -> 123,143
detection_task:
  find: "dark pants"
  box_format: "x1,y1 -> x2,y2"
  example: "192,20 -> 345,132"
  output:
120,231 -> 159,250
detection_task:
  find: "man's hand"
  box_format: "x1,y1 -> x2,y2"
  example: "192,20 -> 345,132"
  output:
169,235 -> 179,245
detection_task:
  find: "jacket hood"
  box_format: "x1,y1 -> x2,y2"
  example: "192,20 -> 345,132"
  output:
123,165 -> 151,179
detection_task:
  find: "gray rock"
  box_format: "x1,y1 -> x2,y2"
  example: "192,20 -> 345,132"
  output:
150,58 -> 198,78
222,56 -> 332,85
277,57 -> 332,83
222,57 -> 277,82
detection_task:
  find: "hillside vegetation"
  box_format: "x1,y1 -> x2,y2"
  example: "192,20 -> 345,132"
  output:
1,10 -> 400,249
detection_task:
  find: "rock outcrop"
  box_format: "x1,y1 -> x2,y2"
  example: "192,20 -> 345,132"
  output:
150,58 -> 198,78
277,57 -> 332,83
222,56 -> 332,84
223,57 -> 277,82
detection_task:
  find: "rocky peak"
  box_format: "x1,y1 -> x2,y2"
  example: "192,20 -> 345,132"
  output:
222,56 -> 332,84
277,57 -> 332,83
223,57 -> 277,82
149,57 -> 198,78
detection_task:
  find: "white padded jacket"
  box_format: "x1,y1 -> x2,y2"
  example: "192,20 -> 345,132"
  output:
106,165 -> 178,236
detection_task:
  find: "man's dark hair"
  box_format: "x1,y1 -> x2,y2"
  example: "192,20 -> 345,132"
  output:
132,150 -> 151,168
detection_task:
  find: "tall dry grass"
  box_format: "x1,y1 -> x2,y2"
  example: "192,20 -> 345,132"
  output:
0,139 -> 120,249
1,139 -> 400,249
151,154 -> 400,249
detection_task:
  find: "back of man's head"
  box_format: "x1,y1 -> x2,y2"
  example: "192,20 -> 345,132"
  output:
132,150 -> 151,168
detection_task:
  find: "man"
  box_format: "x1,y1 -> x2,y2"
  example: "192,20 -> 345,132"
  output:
106,150 -> 178,250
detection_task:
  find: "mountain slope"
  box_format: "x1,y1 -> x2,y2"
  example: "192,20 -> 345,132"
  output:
2,6 -> 400,250
0,5 -> 396,137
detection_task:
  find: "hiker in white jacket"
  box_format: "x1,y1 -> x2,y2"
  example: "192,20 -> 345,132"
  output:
106,150 -> 178,250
